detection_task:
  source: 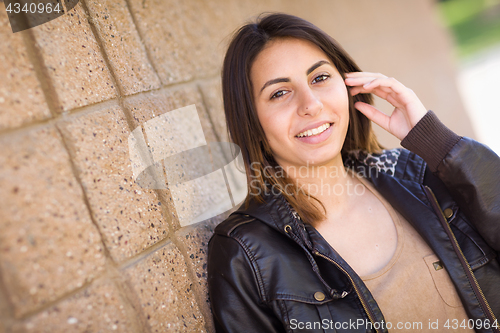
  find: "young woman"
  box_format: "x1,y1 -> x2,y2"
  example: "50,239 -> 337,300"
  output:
207,13 -> 500,333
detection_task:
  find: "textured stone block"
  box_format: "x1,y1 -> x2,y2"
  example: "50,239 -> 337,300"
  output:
125,85 -> 217,143
174,218 -> 223,296
124,242 -> 206,332
58,105 -> 167,262
127,0 -> 239,85
198,80 -> 248,209
85,0 -> 161,95
0,3 -> 51,131
130,101 -> 232,226
13,280 -> 138,333
124,92 -> 181,227
168,169 -> 232,227
124,90 -> 176,128
31,3 -> 117,112
0,126 -> 106,317
123,86 -> 222,228
0,283 -> 12,333
199,78 -> 228,142
142,104 -> 207,162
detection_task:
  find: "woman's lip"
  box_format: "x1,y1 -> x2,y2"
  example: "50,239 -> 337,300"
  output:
295,121 -> 332,136
295,123 -> 333,144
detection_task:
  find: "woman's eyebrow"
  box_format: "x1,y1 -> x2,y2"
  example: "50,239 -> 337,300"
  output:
259,78 -> 290,94
306,60 -> 330,75
259,60 -> 331,95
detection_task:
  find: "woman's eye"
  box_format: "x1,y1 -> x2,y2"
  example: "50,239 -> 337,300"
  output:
271,90 -> 287,100
312,74 -> 330,84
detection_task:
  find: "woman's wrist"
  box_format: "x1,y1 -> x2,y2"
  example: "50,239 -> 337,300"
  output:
400,110 -> 462,172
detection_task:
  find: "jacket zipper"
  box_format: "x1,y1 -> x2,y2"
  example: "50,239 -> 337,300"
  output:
424,186 -> 499,333
313,250 -> 381,333
288,203 -> 381,333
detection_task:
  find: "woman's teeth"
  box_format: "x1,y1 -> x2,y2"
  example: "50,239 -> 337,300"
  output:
296,123 -> 331,138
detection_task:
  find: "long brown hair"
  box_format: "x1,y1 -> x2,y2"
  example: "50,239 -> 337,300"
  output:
222,13 -> 382,224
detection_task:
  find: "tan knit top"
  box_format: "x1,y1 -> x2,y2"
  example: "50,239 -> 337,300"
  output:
356,174 -> 473,332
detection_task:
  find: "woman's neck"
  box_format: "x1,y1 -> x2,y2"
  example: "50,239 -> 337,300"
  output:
284,155 -> 358,217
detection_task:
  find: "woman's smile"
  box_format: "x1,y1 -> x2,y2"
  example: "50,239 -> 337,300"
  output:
295,122 -> 334,144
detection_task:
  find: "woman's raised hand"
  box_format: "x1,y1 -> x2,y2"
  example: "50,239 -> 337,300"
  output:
345,72 -> 428,141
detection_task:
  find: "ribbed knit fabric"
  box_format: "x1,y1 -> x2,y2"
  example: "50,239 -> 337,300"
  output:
401,110 -> 462,172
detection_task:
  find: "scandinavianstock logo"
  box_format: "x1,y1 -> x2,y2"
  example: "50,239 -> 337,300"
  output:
128,105 -> 247,227
3,0 -> 79,33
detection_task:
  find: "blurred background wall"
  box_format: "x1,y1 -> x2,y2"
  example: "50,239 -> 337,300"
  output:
0,0 -> 498,332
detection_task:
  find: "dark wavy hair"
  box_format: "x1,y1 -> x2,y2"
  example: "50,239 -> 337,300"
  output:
222,13 -> 382,224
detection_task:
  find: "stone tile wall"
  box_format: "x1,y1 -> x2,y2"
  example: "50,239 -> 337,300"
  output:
0,0 -> 472,331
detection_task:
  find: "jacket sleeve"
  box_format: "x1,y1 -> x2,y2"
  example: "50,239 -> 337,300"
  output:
401,110 -> 500,251
207,233 -> 285,333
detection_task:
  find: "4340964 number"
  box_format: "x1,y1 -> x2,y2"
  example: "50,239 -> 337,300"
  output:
5,2 -> 61,14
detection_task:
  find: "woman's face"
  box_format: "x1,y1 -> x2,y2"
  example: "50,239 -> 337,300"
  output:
250,38 -> 350,171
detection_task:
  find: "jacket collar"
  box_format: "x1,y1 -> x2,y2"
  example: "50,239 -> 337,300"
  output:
233,188 -> 299,231
230,148 -> 427,244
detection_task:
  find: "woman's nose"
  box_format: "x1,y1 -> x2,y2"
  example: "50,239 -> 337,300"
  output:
297,87 -> 323,117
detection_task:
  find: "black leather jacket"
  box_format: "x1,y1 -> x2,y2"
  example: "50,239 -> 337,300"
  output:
207,112 -> 500,333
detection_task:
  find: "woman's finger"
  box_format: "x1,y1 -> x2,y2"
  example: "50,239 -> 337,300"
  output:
353,102 -> 391,132
348,86 -> 364,96
345,72 -> 387,78
361,77 -> 406,94
345,76 -> 382,88
348,85 -> 392,98
346,75 -> 405,95
351,77 -> 415,108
